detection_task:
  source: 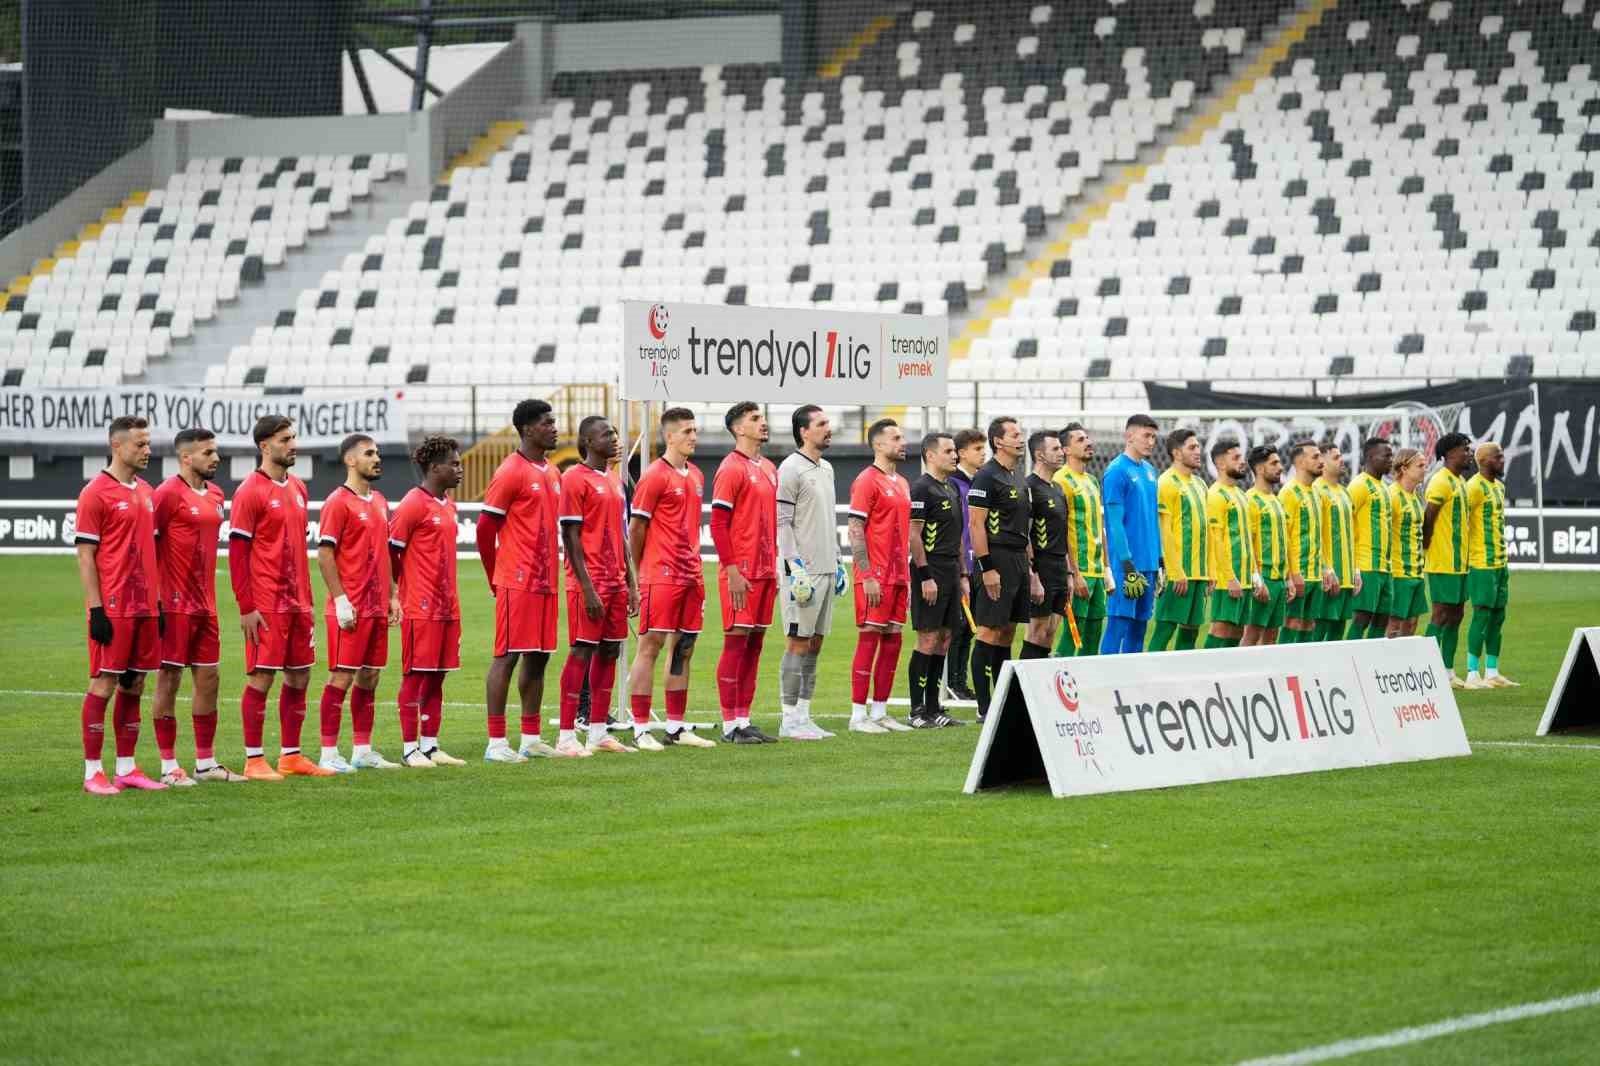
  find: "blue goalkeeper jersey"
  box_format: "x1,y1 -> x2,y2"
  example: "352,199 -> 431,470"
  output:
1102,452 -> 1162,575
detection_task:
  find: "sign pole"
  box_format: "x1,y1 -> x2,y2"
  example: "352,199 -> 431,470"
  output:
1530,382 -> 1547,569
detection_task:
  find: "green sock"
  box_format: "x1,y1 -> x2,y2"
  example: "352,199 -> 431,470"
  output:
1174,627 -> 1199,651
1486,653 -> 1498,672
1148,620 -> 1177,651
1440,623 -> 1461,672
1345,619 -> 1367,640
1082,617 -> 1104,658
1425,621 -> 1440,653
1467,652 -> 1481,674
1485,608 -> 1505,658
1204,634 -> 1240,649
1467,609 -> 1488,658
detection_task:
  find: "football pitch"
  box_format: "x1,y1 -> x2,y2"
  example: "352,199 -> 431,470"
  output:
3,558 -> 1597,1065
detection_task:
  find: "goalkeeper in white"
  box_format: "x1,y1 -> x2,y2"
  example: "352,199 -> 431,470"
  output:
776,405 -> 847,739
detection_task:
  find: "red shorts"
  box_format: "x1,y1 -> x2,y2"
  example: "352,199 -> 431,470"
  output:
325,615 -> 390,671
402,618 -> 461,672
718,574 -> 776,630
160,612 -> 220,668
494,587 -> 558,656
567,585 -> 630,645
854,581 -> 910,628
88,614 -> 161,677
244,610 -> 316,673
639,582 -> 704,634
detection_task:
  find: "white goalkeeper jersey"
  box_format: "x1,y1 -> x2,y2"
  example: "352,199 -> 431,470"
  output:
777,450 -> 839,572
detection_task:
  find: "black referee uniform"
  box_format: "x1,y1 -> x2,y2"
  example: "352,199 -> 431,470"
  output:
910,472 -> 963,632
968,458 -> 1032,628
1027,472 -> 1071,621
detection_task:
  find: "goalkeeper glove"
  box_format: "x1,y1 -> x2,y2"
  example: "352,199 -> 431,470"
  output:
335,594 -> 356,627
1121,568 -> 1149,599
834,560 -> 848,596
88,606 -> 114,646
788,559 -> 815,606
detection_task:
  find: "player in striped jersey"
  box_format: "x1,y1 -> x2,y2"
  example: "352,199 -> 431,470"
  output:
1311,443 -> 1358,643
1463,442 -> 1518,689
1347,439 -> 1394,640
1203,440 -> 1254,649
1242,446 -> 1290,647
1386,448 -> 1429,638
1279,440 -> 1331,644
1052,423 -> 1106,657
1150,428 -> 1210,652
1423,432 -> 1473,685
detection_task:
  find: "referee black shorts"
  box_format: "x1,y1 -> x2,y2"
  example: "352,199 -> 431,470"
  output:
910,557 -> 963,632
972,547 -> 1031,628
1030,553 -> 1071,619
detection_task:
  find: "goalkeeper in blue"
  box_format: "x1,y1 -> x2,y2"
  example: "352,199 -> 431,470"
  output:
1100,414 -> 1163,654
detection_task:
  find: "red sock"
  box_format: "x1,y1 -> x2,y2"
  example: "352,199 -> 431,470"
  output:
665,688 -> 688,722
81,692 -> 109,760
113,689 -> 141,759
154,715 -> 178,761
278,685 -> 307,752
851,630 -> 882,704
350,686 -> 375,746
487,712 -> 507,741
421,673 -> 444,739
558,653 -> 588,731
192,711 -> 217,760
738,628 -> 765,715
520,711 -> 540,737
588,653 -> 618,726
398,674 -> 421,743
630,692 -> 652,726
241,686 -> 267,750
716,633 -> 748,722
319,685 -> 347,748
872,631 -> 902,702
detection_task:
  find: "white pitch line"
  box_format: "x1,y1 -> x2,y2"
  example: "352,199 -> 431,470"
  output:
1236,988 -> 1600,1065
1477,740 -> 1600,752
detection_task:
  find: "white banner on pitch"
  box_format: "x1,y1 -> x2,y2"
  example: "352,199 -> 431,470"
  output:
1536,627 -> 1600,735
963,637 -> 1470,798
620,300 -> 948,404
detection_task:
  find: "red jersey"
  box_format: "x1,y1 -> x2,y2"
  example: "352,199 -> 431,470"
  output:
710,450 -> 778,580
152,475 -> 225,615
849,465 -> 912,586
634,457 -> 705,586
389,487 -> 459,621
482,451 -> 562,594
560,462 -> 628,593
75,471 -> 160,618
318,485 -> 393,618
230,470 -> 313,613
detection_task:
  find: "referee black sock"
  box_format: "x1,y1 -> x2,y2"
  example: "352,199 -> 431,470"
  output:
1020,641 -> 1051,660
906,651 -> 929,715
925,654 -> 945,719
971,641 -> 999,715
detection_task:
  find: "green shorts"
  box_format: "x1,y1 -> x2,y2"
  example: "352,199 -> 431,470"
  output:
1285,578 -> 1317,621
1209,584 -> 1251,626
1467,566 -> 1509,610
1428,571 -> 1467,606
1071,575 -> 1108,621
1352,571 -> 1392,615
1312,585 -> 1354,622
1155,581 -> 1209,626
1248,577 -> 1287,630
1389,576 -> 1428,620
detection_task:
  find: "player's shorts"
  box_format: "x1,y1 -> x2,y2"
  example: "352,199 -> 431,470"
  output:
1353,571 -> 1393,616
854,579 -> 909,628
1107,568 -> 1158,621
972,548 -> 1032,627
1071,575 -> 1108,621
402,618 -> 461,672
1029,554 -> 1071,619
782,577 -> 836,639
1312,586 -> 1354,622
1390,576 -> 1428,620
1468,566 -> 1509,610
639,582 -> 704,634
1209,585 -> 1251,627
719,574 -> 776,630
244,610 -> 316,673
88,614 -> 161,678
1427,571 -> 1467,607
567,585 -> 630,645
493,587 -> 559,656
1155,580 -> 1209,627
325,615 -> 390,671
1248,577 -> 1287,630
909,559 -> 962,632
1285,578 -> 1317,621
160,611 -> 220,668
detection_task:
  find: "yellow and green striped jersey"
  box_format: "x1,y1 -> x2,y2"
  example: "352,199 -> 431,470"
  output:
1280,479 -> 1321,579
1389,483 -> 1425,580
1247,485 -> 1288,581
1315,478 -> 1356,589
1424,467 -> 1469,575
1465,473 -> 1507,569
1053,466 -> 1105,578
1157,467 -> 1209,580
1206,482 -> 1253,586
1348,471 -> 1393,574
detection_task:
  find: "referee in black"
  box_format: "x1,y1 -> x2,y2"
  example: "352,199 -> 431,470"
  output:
967,416 -> 1044,719
907,431 -> 967,729
1024,429 -> 1078,659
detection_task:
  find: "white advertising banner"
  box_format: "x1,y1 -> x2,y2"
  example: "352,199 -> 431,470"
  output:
0,387 -> 409,449
620,300 -> 948,404
964,637 -> 1471,798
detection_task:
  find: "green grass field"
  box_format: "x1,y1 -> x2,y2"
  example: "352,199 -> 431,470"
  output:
3,559 -> 1597,1065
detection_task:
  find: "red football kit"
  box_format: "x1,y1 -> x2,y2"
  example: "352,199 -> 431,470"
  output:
318,485 -> 393,671
76,471 -> 161,676
229,470 -> 315,672
711,449 -> 778,629
482,451 -> 562,655
849,465 -> 912,627
390,487 -> 461,672
152,476 -> 225,667
560,461 -> 630,645
633,457 -> 705,634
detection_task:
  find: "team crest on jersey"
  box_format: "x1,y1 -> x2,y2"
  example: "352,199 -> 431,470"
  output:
430,514 -> 442,525
358,510 -> 370,521
269,499 -> 281,509
145,499 -> 154,511
189,506 -> 200,516
116,501 -> 129,511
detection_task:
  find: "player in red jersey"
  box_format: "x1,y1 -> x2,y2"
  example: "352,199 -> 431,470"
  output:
228,415 -> 332,780
314,434 -> 411,772
625,407 -> 717,749
389,436 -> 465,769
710,401 -> 780,744
476,399 -> 562,762
74,416 -> 167,795
847,418 -> 914,734
151,427 -> 240,785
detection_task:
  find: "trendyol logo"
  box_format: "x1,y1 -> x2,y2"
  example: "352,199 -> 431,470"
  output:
1049,668 -> 1107,775
1054,669 -> 1080,712
648,303 -> 669,340
1111,672 -> 1358,760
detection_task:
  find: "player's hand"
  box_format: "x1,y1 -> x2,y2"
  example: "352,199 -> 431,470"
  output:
388,595 -> 403,626
864,577 -> 882,608
1353,570 -> 1364,595
88,606 -> 114,646
240,610 -> 267,645
834,561 -> 848,596
1322,568 -> 1338,594
727,567 -> 749,610
920,577 -> 938,605
335,594 -> 357,631
1174,577 -> 1188,597
1029,570 -> 1044,605
627,585 -> 640,618
959,574 -> 970,601
981,568 -> 1002,601
583,586 -> 603,620
1074,572 -> 1089,598
1253,578 -> 1269,604
1228,579 -> 1242,600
